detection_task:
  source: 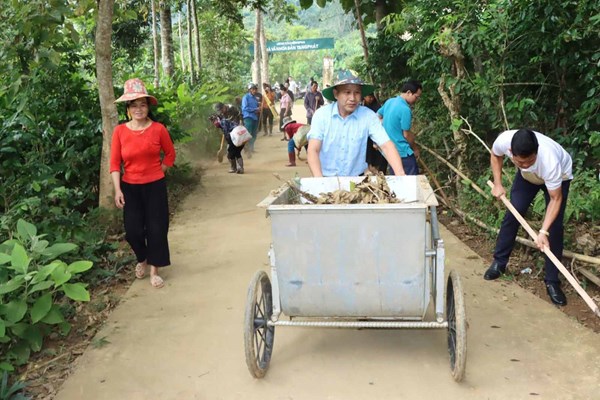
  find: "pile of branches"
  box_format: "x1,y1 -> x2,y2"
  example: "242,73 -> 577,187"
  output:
290,173 -> 401,205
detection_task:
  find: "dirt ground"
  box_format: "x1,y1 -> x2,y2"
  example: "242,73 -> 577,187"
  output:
439,213 -> 600,333
51,104 -> 600,400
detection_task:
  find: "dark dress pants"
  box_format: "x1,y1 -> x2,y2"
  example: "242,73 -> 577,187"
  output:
388,154 -> 419,175
493,171 -> 571,283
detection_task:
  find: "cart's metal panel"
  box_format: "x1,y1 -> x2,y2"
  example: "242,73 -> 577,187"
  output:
262,176 -> 435,318
270,207 -> 427,317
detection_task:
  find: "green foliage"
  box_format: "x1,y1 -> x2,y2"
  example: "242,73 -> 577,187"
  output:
198,9 -> 251,85
363,0 -> 599,226
258,0 -> 366,84
0,372 -> 29,400
0,220 -> 93,373
532,169 -> 600,223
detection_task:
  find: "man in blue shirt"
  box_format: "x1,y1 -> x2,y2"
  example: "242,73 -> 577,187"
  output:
242,83 -> 260,156
306,77 -> 405,177
377,80 -> 422,175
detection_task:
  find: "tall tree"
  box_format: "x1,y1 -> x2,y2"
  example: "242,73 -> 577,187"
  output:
159,1 -> 175,77
191,0 -> 202,74
95,0 -> 119,209
151,0 -> 160,88
354,0 -> 369,63
259,14 -> 269,86
178,9 -> 186,72
186,0 -> 195,84
252,7 -> 262,88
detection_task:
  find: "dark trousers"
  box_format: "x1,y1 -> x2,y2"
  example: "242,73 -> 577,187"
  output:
493,171 -> 571,283
260,109 -> 273,133
388,154 -> 419,175
122,178 -> 171,267
279,109 -> 286,131
225,134 -> 244,159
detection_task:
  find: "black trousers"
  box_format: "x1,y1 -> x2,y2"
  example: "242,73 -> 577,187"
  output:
493,171 -> 571,283
122,178 -> 171,267
225,134 -> 244,159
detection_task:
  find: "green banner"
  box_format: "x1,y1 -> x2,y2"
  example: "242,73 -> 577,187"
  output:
250,38 -> 334,54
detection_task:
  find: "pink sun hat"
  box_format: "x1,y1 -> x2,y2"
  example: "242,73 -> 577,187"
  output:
114,78 -> 158,105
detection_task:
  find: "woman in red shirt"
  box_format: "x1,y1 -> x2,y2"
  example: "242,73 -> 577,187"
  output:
110,78 -> 176,289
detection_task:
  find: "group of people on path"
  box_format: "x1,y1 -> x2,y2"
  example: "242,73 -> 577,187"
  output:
109,75 -> 574,307
304,75 -> 572,306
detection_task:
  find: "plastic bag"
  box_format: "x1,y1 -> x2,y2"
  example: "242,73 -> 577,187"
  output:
230,125 -> 252,147
293,125 -> 311,149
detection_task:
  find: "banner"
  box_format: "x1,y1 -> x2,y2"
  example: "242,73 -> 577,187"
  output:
250,38 -> 334,54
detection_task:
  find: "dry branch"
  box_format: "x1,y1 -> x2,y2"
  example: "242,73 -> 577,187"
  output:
579,269 -> 600,288
418,142 -> 490,199
422,170 -> 600,267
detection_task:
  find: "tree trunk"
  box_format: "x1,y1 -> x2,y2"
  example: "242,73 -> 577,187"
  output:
95,0 -> 119,210
191,0 -> 201,74
260,14 -> 268,86
159,1 -> 175,77
151,0 -> 160,88
178,10 -> 185,73
252,7 -> 261,88
437,27 -> 467,196
374,0 -> 387,29
186,0 -> 195,84
323,55 -> 334,87
354,0 -> 369,62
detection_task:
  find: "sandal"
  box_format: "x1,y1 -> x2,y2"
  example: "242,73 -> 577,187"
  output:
135,263 -> 147,279
150,275 -> 164,289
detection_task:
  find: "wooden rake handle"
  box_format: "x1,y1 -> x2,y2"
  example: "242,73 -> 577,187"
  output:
486,180 -> 600,318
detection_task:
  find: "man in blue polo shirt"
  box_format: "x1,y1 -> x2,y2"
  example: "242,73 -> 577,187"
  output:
306,76 -> 405,177
377,80 -> 422,175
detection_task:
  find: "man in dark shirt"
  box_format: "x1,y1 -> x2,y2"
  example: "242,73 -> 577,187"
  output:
303,81 -> 324,125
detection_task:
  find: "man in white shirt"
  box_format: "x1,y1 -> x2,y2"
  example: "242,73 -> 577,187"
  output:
484,129 -> 573,306
288,76 -> 298,96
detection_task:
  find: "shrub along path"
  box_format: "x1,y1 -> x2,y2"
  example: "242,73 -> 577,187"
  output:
55,106 -> 599,399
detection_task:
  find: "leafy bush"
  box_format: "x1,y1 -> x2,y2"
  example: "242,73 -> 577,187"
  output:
0,220 -> 93,372
0,371 -> 28,400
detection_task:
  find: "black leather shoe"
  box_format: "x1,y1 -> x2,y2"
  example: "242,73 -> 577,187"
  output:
483,261 -> 506,280
545,282 -> 567,306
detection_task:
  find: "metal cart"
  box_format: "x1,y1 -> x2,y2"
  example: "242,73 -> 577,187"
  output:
244,175 -> 467,381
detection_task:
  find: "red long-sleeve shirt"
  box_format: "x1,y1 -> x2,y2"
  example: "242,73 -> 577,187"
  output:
283,122 -> 305,138
110,122 -> 176,184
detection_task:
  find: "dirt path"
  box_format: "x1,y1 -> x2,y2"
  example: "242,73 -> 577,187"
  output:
55,104 -> 600,400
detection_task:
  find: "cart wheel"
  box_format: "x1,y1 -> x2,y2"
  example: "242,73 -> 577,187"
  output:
244,270 -> 275,378
446,269 -> 467,382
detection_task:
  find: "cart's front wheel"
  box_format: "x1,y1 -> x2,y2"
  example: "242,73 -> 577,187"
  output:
446,269 -> 467,382
244,271 -> 275,378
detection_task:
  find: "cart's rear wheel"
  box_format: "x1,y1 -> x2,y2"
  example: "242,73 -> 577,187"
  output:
446,269 -> 467,382
244,271 -> 275,378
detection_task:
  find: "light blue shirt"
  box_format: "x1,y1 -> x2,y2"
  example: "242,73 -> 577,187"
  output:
308,102 -> 391,176
377,96 -> 413,157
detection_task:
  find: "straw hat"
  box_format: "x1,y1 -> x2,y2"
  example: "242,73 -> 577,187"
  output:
281,117 -> 296,129
115,78 -> 158,105
321,76 -> 375,102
